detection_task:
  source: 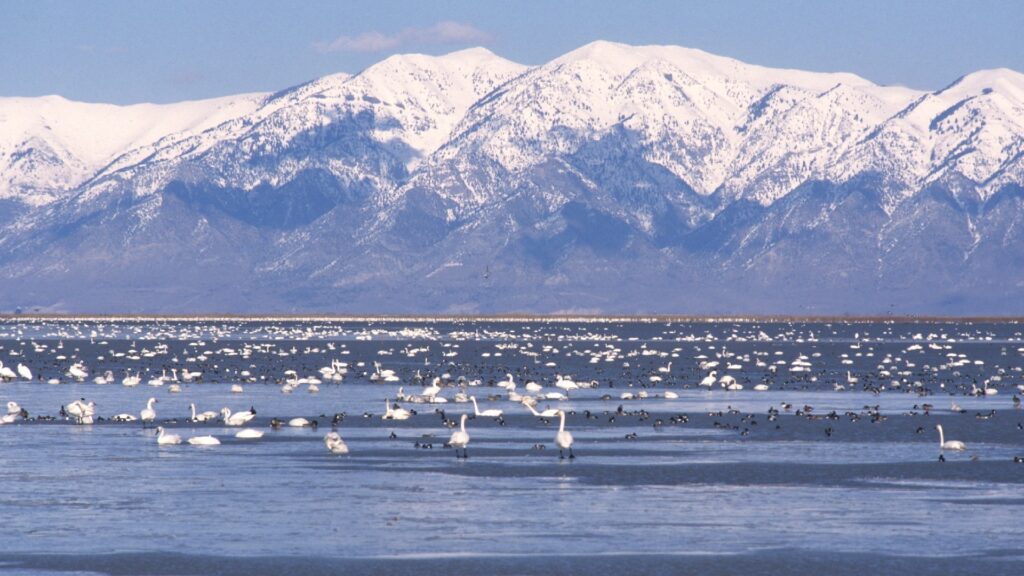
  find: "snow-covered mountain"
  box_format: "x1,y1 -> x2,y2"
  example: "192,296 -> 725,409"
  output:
0,42 -> 1021,314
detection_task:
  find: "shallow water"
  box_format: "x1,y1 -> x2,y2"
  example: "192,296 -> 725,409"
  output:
1,319 -> 1022,574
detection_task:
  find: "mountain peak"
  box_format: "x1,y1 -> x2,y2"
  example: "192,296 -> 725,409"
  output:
938,67 -> 1024,100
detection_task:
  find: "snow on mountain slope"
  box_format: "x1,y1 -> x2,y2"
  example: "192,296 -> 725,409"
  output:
409,40 -> 927,216
0,94 -> 265,204
72,48 -> 527,212
0,42 -> 1022,314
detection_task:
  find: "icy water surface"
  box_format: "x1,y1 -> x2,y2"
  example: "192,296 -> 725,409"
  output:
0,318 -> 1022,575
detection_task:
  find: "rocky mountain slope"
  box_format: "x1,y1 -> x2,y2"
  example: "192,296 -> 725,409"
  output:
0,42 -> 1021,314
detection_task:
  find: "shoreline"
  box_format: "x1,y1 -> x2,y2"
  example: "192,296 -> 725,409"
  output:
1,313 -> 1022,323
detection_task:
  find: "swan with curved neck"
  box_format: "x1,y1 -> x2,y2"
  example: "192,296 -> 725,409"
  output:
190,403 -> 217,422
936,424 -> 966,451
221,407 -> 256,426
470,396 -> 503,418
525,402 -> 559,418
448,414 -> 470,458
382,399 -> 411,420
155,426 -> 181,445
555,410 -> 575,459
140,397 -> 158,426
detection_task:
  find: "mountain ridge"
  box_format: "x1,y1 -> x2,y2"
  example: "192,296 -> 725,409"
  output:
0,42 -> 1021,315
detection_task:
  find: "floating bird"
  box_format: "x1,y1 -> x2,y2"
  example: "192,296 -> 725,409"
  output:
155,426 -> 182,445
936,424 -> 966,451
221,407 -> 256,426
140,397 -> 158,426
187,435 -> 220,446
324,431 -> 349,454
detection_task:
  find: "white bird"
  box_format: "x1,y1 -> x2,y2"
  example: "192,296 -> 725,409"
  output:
554,375 -> 579,391
187,435 -> 220,446
0,363 -> 18,380
422,377 -> 443,399
555,410 -> 575,459
525,402 -> 559,418
288,417 -> 315,427
657,362 -> 672,374
1,402 -> 26,423
664,390 -> 679,399
324,431 -> 349,454
0,410 -> 25,424
936,424 -> 966,451
230,384 -> 244,393
221,407 -> 256,426
16,363 -> 32,380
235,428 -> 264,439
448,414 -> 470,458
67,363 -> 89,381
470,396 -> 503,418
155,426 -> 182,445
140,397 -> 158,426
66,399 -> 95,424
190,403 -> 218,422
699,371 -> 717,387
382,399 -> 412,420
122,371 -> 141,387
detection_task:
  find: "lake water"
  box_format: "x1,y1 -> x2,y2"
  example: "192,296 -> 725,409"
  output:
1,318 -> 1022,575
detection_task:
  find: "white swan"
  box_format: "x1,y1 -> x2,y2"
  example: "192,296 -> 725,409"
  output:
324,431 -> 349,454
936,424 -> 966,451
221,407 -> 256,426
664,390 -> 679,399
555,410 -> 575,459
1,402 -> 26,423
470,396 -> 503,418
554,375 -> 579,392
448,414 -> 470,458
699,371 -> 717,387
155,426 -> 182,445
382,399 -> 412,420
122,371 -> 141,387
190,403 -> 218,422
66,399 -> 95,424
187,435 -> 220,446
67,363 -> 88,381
0,410 -> 25,424
288,417 -> 315,427
525,402 -> 559,418
140,397 -> 158,425
16,363 -> 32,380
422,377 -> 443,399
235,428 -> 264,439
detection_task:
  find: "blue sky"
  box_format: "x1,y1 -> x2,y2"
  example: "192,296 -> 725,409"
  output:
3,0 -> 1023,104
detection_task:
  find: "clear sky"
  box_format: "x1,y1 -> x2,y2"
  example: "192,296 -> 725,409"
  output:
3,0 -> 1023,104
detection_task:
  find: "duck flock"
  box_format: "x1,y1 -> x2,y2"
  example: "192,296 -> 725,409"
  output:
1,317 -> 1022,463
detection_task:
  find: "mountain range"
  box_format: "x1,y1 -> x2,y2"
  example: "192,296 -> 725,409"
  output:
1,41 -> 1022,315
